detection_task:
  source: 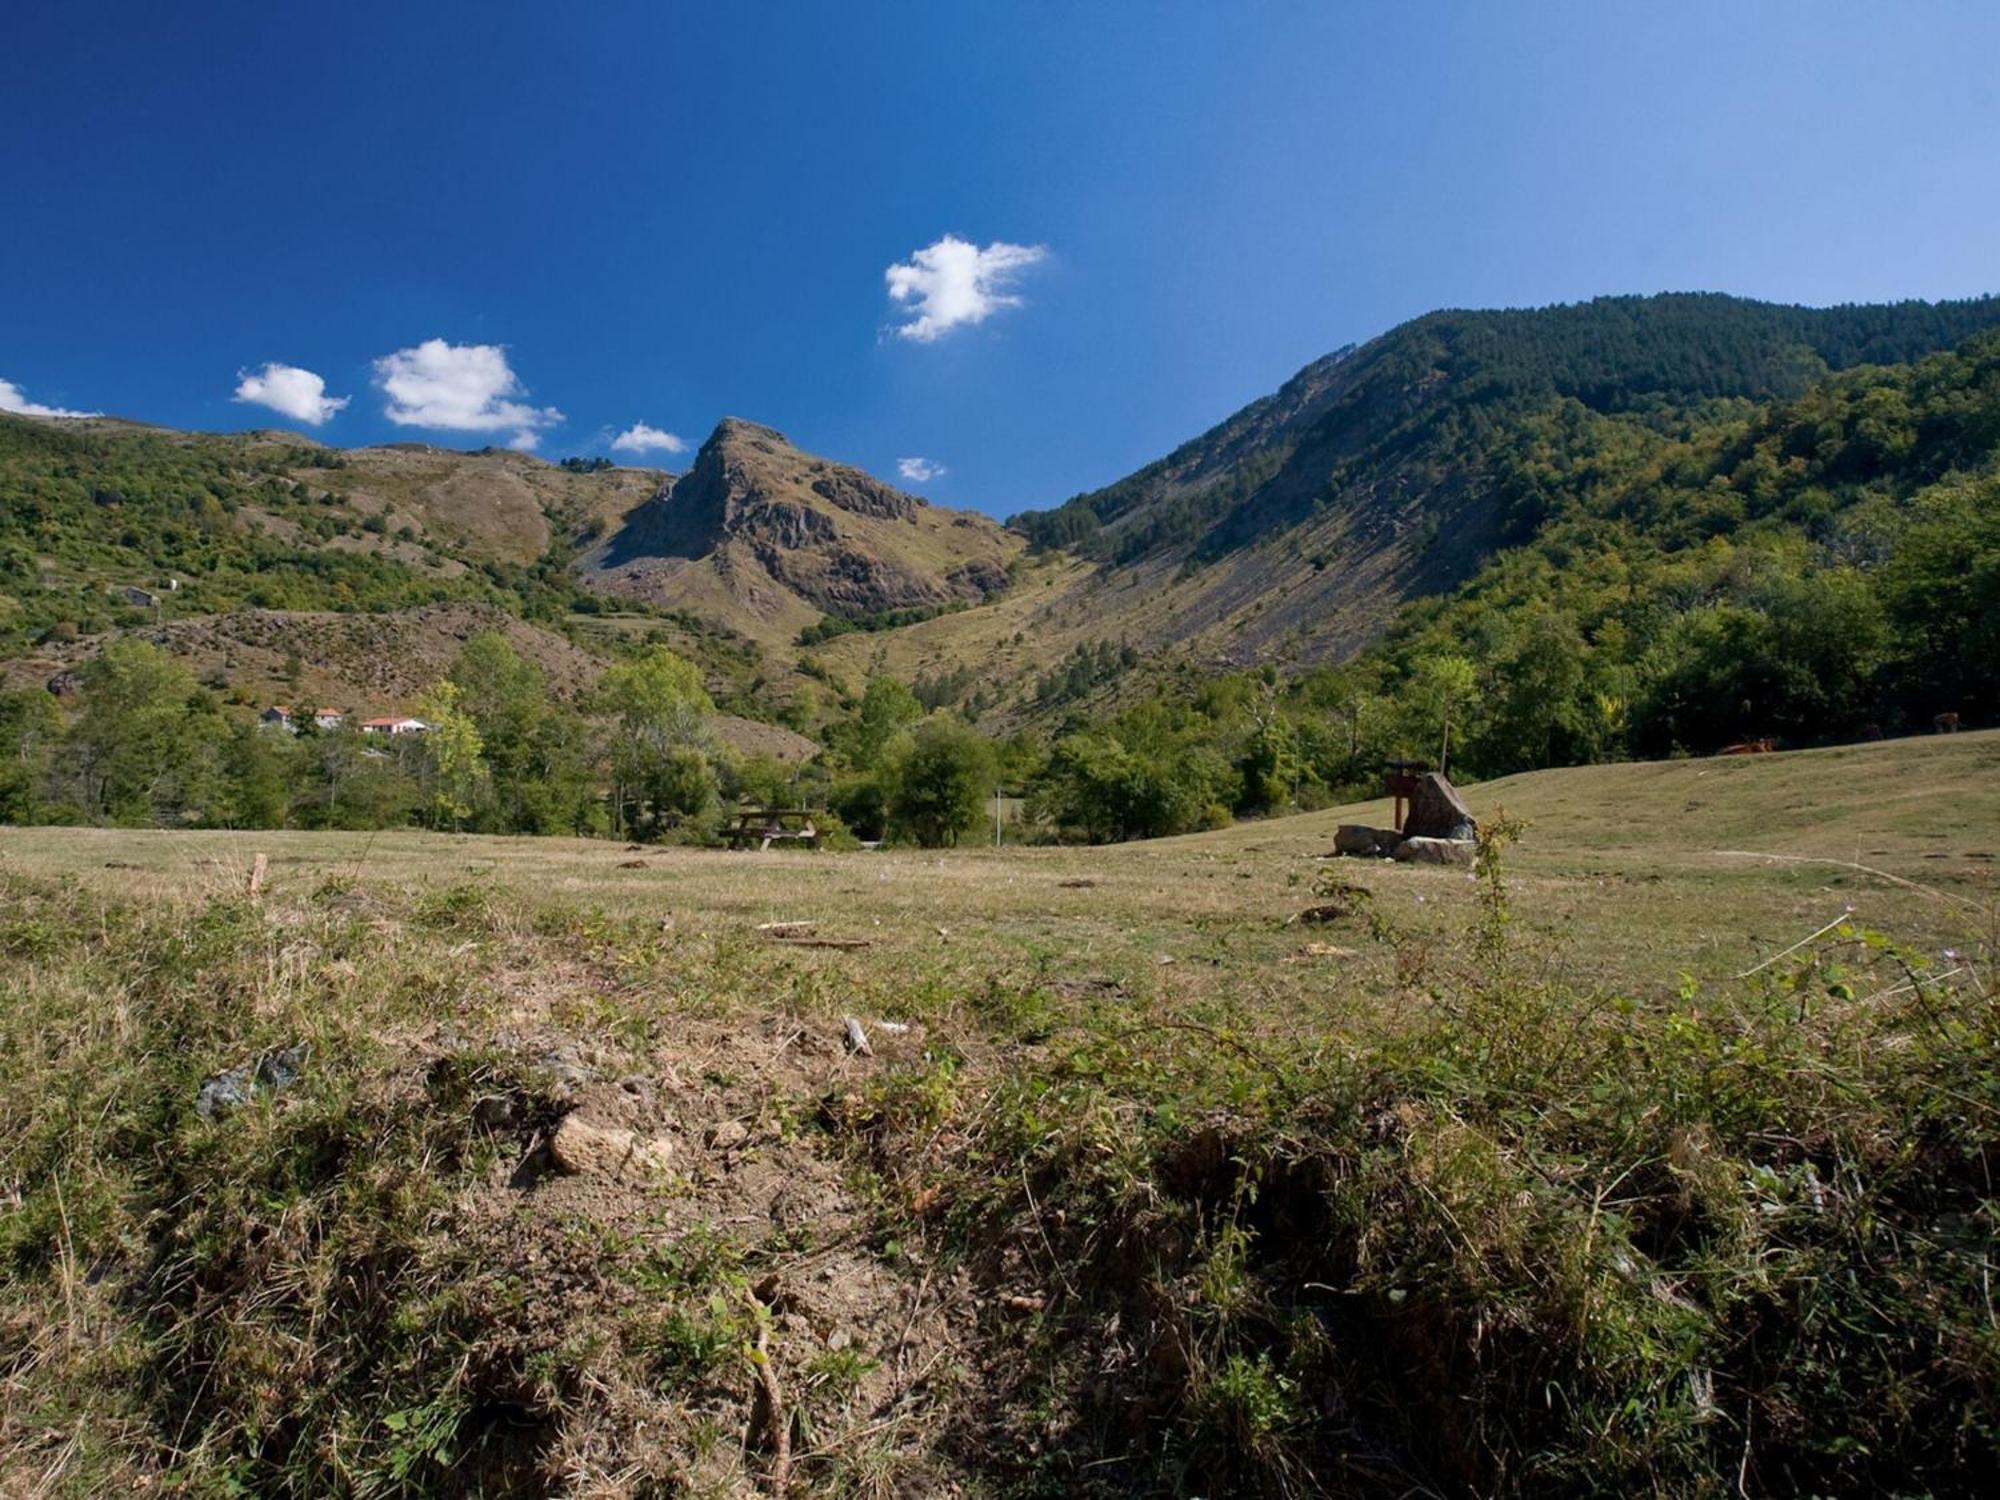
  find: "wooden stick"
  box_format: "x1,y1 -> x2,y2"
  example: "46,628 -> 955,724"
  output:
752,1318 -> 791,1493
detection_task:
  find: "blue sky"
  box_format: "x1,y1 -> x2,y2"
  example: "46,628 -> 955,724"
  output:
4,1 -> 1997,516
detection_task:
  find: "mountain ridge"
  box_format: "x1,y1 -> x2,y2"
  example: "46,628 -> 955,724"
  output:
6,288 -> 1998,740
582,417 -> 1020,640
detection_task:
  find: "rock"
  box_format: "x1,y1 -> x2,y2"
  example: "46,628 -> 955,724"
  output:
1404,773 -> 1477,840
549,1115 -> 676,1179
1334,824 -> 1399,856
705,1118 -> 751,1151
194,1066 -> 255,1121
196,1044 -> 308,1119
1392,836 -> 1476,867
536,1047 -> 593,1094
256,1045 -> 308,1091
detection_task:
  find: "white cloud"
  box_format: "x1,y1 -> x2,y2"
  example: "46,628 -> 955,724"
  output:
885,235 -> 1047,342
897,456 -> 946,483
232,362 -> 349,425
0,377 -> 97,419
372,339 -> 561,449
506,430 -> 542,453
610,422 -> 688,456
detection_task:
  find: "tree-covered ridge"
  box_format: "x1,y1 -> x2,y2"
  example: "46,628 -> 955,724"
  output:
1026,327 -> 2000,820
1374,330 -> 2000,761
1013,292 -> 2000,567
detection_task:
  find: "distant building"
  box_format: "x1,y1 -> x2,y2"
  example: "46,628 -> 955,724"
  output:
360,715 -> 429,736
312,707 -> 345,729
261,705 -> 296,731
113,584 -> 159,608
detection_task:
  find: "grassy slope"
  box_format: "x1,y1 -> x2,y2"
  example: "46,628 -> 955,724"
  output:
1,732 -> 1994,1494
12,730 -> 1987,993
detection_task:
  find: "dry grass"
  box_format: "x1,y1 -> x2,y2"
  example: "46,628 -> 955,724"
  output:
11,730 -> 1990,1005
0,733 -> 1994,1496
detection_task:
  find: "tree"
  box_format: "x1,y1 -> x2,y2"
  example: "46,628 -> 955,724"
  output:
655,745 -> 718,820
845,676 -> 923,770
0,688 -> 62,823
599,646 -> 715,837
410,681 -> 486,831
297,727 -> 416,830
69,639 -> 207,824
884,715 -> 994,848
214,719 -> 292,828
448,631 -> 593,833
1407,655 -> 1477,774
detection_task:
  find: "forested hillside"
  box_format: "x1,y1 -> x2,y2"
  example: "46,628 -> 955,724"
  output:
1016,292 -> 2000,564
4,293 -> 1997,848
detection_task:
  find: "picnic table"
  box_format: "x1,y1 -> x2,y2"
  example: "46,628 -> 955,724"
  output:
726,808 -> 819,851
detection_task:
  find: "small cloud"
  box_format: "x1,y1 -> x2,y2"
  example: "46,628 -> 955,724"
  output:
373,338 -> 561,450
610,422 -> 688,456
885,234 -> 1047,342
0,376 -> 97,419
232,362 -> 349,426
897,456 -> 946,483
506,430 -> 541,453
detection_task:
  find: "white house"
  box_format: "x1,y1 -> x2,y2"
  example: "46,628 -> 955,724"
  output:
360,715 -> 429,736
312,707 -> 345,730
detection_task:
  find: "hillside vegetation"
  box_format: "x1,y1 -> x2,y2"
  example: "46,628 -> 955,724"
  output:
4,292 -> 1999,849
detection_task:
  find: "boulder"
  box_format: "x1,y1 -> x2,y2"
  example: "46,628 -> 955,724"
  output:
1404,773 -> 1477,841
549,1115 -> 676,1179
1333,824 -> 1398,856
1392,835 -> 1476,867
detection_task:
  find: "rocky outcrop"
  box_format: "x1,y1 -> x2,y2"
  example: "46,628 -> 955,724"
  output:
1334,824 -> 1403,855
586,416 -> 1018,624
810,466 -> 917,521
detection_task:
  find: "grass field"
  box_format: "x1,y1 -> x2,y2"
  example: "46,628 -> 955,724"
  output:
2,732 -> 1995,1496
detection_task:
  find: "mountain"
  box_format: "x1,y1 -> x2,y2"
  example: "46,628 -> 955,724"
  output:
993,293 -> 2000,672
0,409 -> 1023,733
6,291 -> 1996,745
582,418 -> 1021,645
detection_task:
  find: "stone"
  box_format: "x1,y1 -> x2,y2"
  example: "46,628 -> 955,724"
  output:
195,1044 -> 308,1120
1333,824 -> 1398,856
256,1045 -> 308,1091
842,1017 -> 872,1055
194,1065 -> 255,1121
536,1046 -> 593,1094
705,1118 -> 751,1151
549,1115 -> 676,1179
1403,773 -> 1477,841
1391,836 -> 1476,867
